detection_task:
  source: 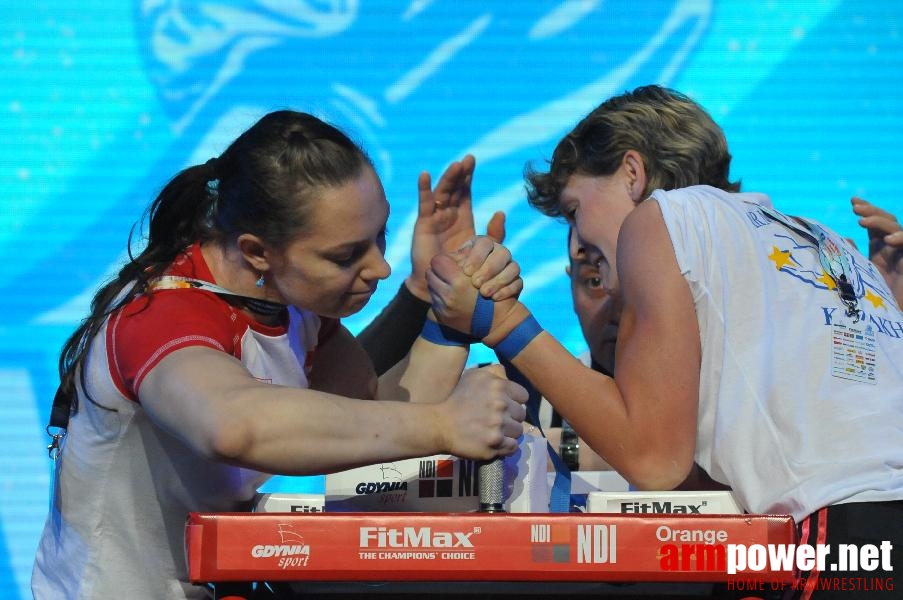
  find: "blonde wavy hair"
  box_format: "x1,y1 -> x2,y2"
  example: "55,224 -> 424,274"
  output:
526,85 -> 741,218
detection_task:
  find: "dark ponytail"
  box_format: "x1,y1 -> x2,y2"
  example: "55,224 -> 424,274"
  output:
57,160 -> 219,412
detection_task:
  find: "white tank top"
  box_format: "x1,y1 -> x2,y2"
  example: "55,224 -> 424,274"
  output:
652,185 -> 903,521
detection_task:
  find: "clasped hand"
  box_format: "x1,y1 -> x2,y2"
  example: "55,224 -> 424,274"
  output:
852,197 -> 903,308
427,236 -> 525,346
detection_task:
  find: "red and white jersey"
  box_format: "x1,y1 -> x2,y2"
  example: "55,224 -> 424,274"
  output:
33,243 -> 336,600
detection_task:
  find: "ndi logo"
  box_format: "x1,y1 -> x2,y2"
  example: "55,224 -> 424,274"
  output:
530,523 -> 572,563
418,458 -> 479,498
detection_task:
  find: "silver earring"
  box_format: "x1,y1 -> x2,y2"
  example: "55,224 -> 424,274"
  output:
255,274 -> 265,288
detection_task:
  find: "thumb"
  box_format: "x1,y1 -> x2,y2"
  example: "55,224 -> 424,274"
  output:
486,211 -> 506,243
429,253 -> 464,283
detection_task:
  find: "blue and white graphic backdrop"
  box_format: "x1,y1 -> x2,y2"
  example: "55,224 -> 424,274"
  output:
2,1 -> 902,596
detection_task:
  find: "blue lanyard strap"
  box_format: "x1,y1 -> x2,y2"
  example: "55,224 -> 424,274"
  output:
498,357 -> 572,513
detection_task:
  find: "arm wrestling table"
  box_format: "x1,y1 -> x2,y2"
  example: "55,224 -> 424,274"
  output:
185,512 -> 797,599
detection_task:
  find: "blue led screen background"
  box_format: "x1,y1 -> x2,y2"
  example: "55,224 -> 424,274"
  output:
2,2 -> 902,597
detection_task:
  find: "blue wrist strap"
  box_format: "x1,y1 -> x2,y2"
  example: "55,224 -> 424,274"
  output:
420,295 -> 495,346
420,319 -> 472,346
470,294 -> 494,339
493,315 -> 543,361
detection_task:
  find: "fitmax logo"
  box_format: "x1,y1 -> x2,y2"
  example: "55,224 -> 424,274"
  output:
620,501 -> 706,514
360,526 -> 477,548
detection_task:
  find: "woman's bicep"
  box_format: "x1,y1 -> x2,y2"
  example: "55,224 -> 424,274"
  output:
137,345 -> 265,460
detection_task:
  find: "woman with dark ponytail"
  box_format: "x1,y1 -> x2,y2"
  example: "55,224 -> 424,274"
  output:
33,110 -> 529,600
54,157 -> 220,417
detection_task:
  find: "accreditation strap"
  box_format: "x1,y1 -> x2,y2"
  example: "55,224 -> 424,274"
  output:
46,386 -> 70,458
45,274 -> 287,455
477,301 -> 568,511
148,275 -> 287,317
759,204 -> 862,321
498,357 -> 572,513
